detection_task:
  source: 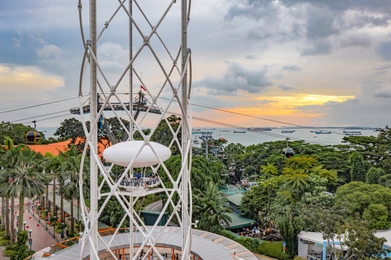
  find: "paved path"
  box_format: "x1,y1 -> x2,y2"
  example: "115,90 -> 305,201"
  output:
144,200 -> 162,211
0,199 -> 59,259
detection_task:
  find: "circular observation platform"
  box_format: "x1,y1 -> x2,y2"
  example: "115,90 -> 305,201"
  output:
32,226 -> 257,260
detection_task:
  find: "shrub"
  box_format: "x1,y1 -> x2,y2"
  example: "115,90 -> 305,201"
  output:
3,250 -> 14,257
219,229 -> 237,240
0,239 -> 10,246
236,236 -> 262,252
258,241 -> 291,260
5,245 -> 14,251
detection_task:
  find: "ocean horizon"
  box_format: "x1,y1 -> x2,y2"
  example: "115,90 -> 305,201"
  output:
39,126 -> 379,147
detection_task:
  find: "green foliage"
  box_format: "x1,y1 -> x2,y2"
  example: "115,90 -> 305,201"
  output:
151,114 -> 181,155
239,181 -> 269,220
219,230 -> 263,254
349,152 -> 369,182
379,174 -> 391,188
193,182 -> 232,232
235,236 -> 262,252
274,207 -> 302,256
362,203 -> 390,230
0,121 -> 40,145
219,229 -> 237,240
54,117 -> 84,143
3,249 -> 14,257
0,239 -> 10,246
9,231 -> 29,260
366,167 -> 385,184
334,182 -> 391,228
0,145 -> 52,233
258,241 -> 290,260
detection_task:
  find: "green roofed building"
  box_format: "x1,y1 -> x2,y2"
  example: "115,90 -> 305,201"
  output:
226,193 -> 243,213
227,212 -> 256,230
226,193 -> 256,230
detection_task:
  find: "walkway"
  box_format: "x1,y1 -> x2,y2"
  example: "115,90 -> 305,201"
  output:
0,198 -> 60,259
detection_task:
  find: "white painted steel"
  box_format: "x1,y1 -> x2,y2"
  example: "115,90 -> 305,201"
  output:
75,0 -> 193,259
103,141 -> 171,168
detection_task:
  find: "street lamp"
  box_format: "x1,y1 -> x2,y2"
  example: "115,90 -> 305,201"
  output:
52,216 -> 57,238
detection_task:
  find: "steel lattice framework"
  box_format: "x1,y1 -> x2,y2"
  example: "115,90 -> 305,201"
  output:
76,1 -> 192,259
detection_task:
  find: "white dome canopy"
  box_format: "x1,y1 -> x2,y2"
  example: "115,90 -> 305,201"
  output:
103,140 -> 171,168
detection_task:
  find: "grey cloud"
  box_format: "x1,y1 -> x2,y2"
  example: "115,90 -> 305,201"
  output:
306,8 -> 340,40
338,35 -> 371,49
257,99 -> 277,105
278,83 -> 296,91
225,0 -> 278,21
225,0 -> 391,58
373,88 -> 391,98
302,40 -> 333,56
272,74 -> 284,80
196,62 -> 273,95
245,54 -> 261,60
283,65 -> 301,71
376,41 -> 391,61
278,0 -> 391,14
374,64 -> 391,71
296,104 -> 323,114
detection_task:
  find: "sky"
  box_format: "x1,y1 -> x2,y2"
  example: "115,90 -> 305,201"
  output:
1,0 -> 391,130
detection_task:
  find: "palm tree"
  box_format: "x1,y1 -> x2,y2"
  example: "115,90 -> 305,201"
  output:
193,182 -> 232,232
0,136 -> 14,233
46,154 -> 64,219
0,146 -> 52,233
261,163 -> 278,178
285,156 -> 317,173
58,151 -> 89,234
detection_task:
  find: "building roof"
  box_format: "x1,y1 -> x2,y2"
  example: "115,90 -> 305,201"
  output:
25,137 -> 110,157
299,230 -> 391,248
226,193 -> 243,206
43,226 -> 258,260
27,140 -> 72,156
227,212 -> 256,229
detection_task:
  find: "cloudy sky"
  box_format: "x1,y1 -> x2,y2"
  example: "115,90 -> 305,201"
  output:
1,0 -> 391,130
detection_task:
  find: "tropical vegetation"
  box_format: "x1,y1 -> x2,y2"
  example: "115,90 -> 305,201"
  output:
1,120 -> 391,259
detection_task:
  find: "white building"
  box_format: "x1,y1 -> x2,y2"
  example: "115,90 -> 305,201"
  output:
298,230 -> 391,259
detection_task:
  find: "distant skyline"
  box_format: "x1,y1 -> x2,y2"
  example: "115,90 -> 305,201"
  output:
1,0 -> 391,129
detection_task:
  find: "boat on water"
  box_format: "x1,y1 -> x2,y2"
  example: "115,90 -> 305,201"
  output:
344,130 -> 362,136
248,127 -> 272,131
220,129 -> 229,132
281,129 -> 295,133
315,130 -> 331,134
234,130 -> 246,133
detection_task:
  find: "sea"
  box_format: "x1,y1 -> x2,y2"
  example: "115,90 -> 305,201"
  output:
191,127 -> 379,147
39,126 -> 380,147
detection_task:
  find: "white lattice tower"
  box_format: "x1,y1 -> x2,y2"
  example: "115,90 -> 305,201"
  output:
76,1 -> 192,259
